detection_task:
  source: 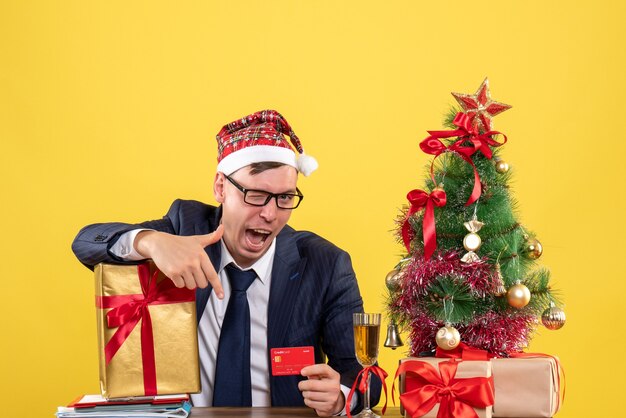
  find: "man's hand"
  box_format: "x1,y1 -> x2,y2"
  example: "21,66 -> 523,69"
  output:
134,225 -> 224,297
299,364 -> 345,417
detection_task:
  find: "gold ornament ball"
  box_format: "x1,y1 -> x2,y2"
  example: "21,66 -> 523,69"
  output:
495,159 -> 510,173
385,269 -> 402,291
463,232 -> 482,252
435,325 -> 461,350
542,305 -> 566,330
524,238 -> 543,259
507,282 -> 531,308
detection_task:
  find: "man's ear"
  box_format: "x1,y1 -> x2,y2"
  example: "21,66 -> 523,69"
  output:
214,172 -> 226,203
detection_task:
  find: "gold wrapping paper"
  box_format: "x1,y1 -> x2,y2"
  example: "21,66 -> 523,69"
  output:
399,357 -> 493,418
95,262 -> 200,398
491,357 -> 560,417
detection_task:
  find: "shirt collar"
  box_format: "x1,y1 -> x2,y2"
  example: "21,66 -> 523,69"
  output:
218,238 -> 276,285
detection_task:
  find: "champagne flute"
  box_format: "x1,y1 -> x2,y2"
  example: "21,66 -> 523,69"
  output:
353,313 -> 381,418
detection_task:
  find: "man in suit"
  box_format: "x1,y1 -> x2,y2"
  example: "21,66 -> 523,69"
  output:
72,110 -> 380,416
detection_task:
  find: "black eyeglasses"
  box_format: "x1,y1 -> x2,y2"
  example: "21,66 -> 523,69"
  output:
225,175 -> 304,209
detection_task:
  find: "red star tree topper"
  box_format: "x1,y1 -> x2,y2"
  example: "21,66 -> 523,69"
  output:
451,78 -> 512,133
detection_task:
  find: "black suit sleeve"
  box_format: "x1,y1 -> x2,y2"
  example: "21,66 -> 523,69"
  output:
71,205 -> 179,270
71,199 -> 217,270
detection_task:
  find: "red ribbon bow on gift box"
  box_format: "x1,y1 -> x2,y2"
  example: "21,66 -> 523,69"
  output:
393,359 -> 494,418
95,263 -> 196,396
402,188 -> 447,258
420,112 -> 507,206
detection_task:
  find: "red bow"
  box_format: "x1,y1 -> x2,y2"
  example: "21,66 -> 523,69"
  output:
402,188 -> 447,259
420,113 -> 507,206
96,263 -> 196,395
346,365 -> 389,418
393,359 -> 494,418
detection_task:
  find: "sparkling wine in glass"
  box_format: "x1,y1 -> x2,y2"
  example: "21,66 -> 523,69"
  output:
353,313 -> 381,418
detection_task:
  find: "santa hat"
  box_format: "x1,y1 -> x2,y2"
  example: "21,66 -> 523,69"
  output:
215,109 -> 318,176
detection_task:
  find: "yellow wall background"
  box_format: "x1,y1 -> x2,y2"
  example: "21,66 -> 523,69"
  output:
1,1 -> 624,416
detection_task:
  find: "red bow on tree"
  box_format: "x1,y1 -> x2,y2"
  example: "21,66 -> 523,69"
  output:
420,113 -> 507,206
402,188 -> 447,259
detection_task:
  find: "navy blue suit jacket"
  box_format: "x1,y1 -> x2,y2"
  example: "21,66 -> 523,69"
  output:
72,199 -> 381,409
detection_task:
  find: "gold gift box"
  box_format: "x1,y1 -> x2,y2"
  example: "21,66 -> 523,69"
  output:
95,262 -> 200,398
491,357 -> 561,417
399,357 -> 493,418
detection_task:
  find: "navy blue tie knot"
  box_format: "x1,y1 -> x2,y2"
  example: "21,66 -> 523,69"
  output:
212,264 -> 257,407
225,264 -> 257,292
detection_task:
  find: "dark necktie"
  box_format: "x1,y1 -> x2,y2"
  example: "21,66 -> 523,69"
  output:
212,264 -> 257,406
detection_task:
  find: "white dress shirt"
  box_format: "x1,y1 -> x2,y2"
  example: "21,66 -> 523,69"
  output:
191,239 -> 274,406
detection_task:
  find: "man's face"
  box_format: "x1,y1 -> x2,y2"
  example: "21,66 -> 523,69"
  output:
214,165 -> 298,268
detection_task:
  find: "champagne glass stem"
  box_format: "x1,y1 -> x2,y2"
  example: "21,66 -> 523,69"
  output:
363,371 -> 371,412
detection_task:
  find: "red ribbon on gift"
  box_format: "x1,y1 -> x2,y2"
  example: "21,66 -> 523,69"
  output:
345,365 -> 389,418
435,343 -> 496,361
95,263 -> 196,396
393,359 -> 494,418
420,112 -> 507,206
402,188 -> 447,259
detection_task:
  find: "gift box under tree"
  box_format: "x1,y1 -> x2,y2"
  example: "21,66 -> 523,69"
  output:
396,354 -> 563,418
491,355 -> 562,417
396,357 -> 494,418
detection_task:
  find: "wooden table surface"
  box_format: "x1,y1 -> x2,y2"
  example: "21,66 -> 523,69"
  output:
189,407 -> 399,417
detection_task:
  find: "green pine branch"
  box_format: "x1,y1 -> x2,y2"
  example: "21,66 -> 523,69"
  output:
425,276 -> 481,324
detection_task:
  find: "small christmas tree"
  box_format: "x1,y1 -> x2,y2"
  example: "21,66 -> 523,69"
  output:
386,79 -> 565,357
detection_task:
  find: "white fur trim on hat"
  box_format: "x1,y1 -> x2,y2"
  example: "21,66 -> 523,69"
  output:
217,145 -> 297,175
296,152 -> 318,177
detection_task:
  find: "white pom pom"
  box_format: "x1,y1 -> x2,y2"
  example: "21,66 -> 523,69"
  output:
296,152 -> 318,176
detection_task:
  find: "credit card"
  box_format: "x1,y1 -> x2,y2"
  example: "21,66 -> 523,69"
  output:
270,346 -> 315,376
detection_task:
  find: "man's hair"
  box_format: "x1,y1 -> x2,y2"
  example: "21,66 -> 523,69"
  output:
248,161 -> 288,175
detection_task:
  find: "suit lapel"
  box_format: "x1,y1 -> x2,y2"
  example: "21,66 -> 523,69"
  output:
267,227 -> 306,349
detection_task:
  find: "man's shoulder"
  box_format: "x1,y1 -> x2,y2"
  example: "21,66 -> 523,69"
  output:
281,226 -> 347,258
278,227 -> 356,280
169,199 -> 218,214
166,199 -> 220,233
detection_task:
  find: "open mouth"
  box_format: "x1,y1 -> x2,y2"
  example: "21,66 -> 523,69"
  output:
245,228 -> 271,249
